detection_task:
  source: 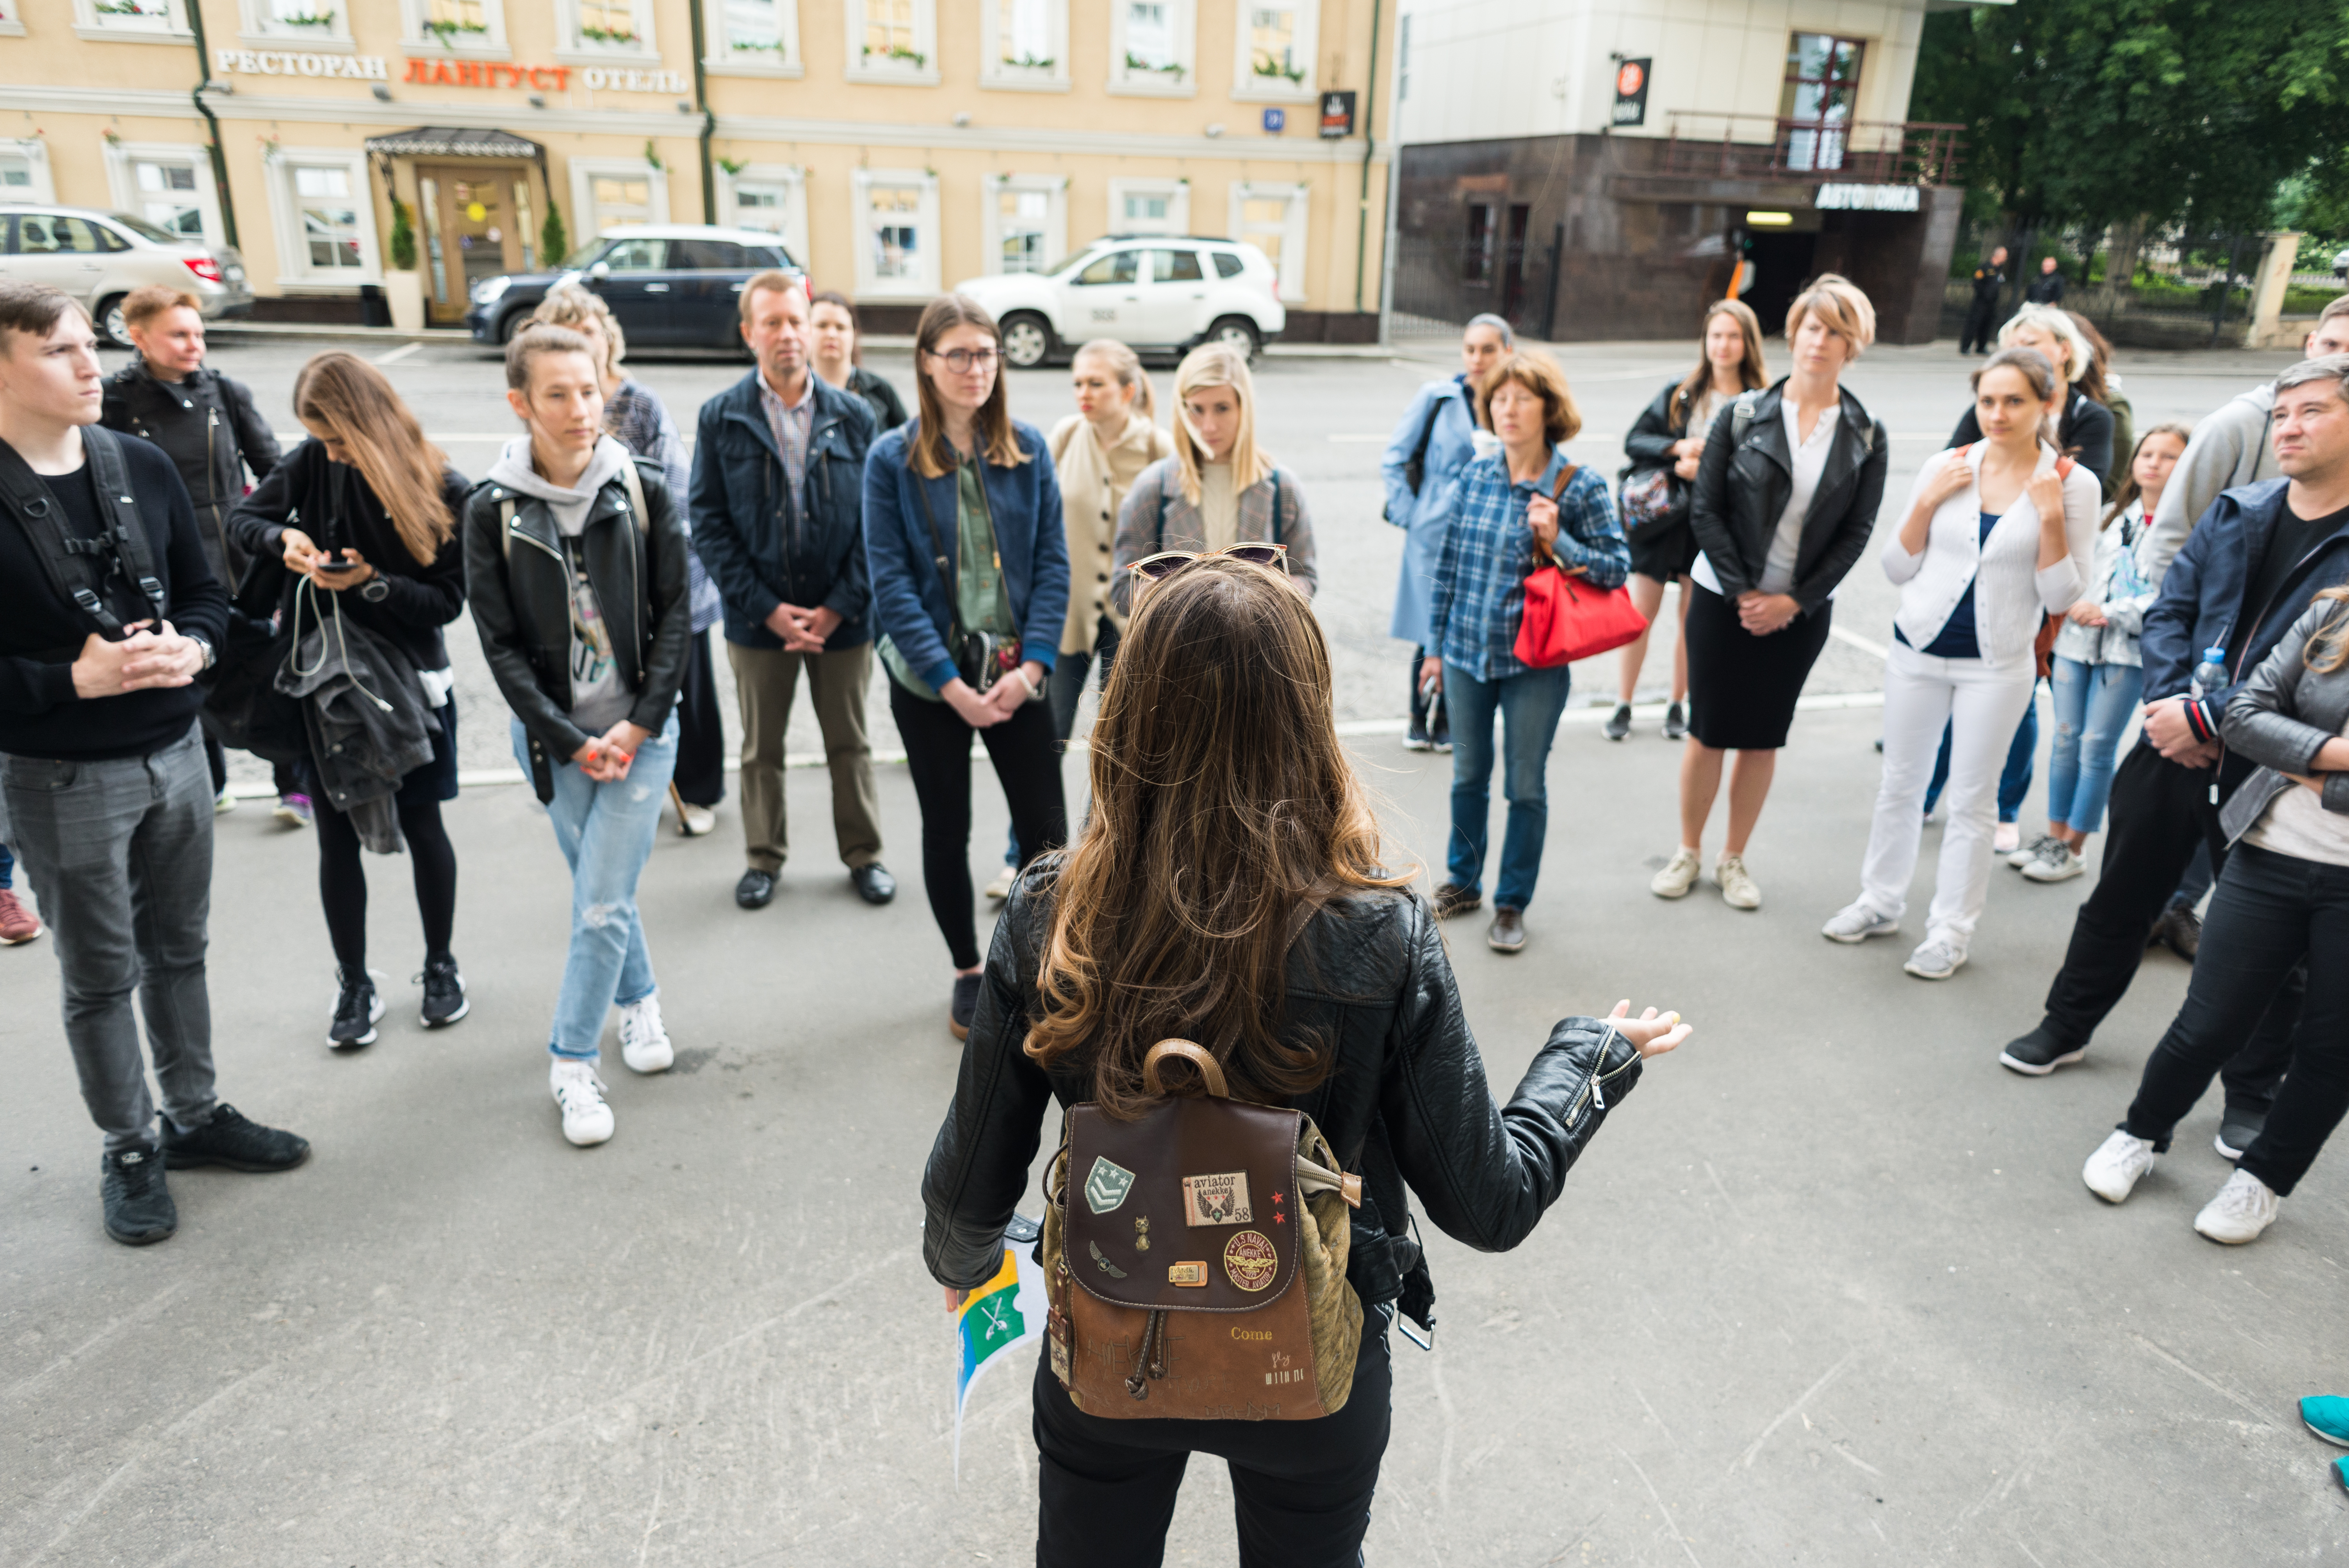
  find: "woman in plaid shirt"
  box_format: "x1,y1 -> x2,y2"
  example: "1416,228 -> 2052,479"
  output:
1422,350 -> 1629,953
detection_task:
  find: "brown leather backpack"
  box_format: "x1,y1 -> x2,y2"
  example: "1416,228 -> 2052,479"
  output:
1041,1041 -> 1363,1420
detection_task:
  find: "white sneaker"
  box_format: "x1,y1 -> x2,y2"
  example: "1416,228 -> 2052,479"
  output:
550,1059 -> 615,1146
618,992 -> 674,1074
982,865 -> 1017,901
214,788 -> 239,815
1903,937 -> 1966,980
1650,847 -> 1702,900
1821,901 -> 1898,943
1715,853 -> 1761,910
677,802 -> 716,837
2193,1167 -> 2280,1244
2007,832 -> 2056,869
2021,841 -> 2085,883
2083,1129 -> 2157,1204
1993,821 -> 2021,855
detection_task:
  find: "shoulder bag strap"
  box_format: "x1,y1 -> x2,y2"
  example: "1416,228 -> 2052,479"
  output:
82,426 -> 167,622
908,449 -> 972,648
1531,462 -> 1580,574
1405,392 -> 1443,490
619,456 -> 650,538
0,431 -> 135,635
1269,467 -> 1282,545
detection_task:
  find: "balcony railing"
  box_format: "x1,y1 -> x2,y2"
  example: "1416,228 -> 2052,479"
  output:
1652,114 -> 1965,188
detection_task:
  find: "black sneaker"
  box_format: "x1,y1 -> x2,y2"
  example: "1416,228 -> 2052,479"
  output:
329,965 -> 384,1049
950,972 -> 983,1042
1431,882 -> 1482,919
162,1103 -> 310,1172
2215,1106 -> 2266,1162
100,1146 -> 176,1245
1603,702 -> 1633,741
418,955 -> 469,1027
2158,903 -> 2201,961
1662,701 -> 1688,741
1999,1023 -> 2087,1077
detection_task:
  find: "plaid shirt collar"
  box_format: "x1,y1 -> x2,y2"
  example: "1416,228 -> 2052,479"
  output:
757,369 -> 815,488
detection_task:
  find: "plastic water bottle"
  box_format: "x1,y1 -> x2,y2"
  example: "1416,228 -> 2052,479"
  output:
2190,645 -> 2228,701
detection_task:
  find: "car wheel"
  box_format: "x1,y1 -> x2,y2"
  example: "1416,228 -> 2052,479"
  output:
96,295 -> 131,348
1208,316 -> 1261,362
496,308 -> 532,344
1000,312 -> 1054,371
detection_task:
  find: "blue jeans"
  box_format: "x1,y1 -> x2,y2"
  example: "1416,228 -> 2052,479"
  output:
1443,662 -> 1572,911
2045,657 -> 2142,834
512,714 -> 677,1061
1923,686 -> 2038,823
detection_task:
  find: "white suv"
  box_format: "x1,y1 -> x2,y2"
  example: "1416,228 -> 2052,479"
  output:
954,236 -> 1285,369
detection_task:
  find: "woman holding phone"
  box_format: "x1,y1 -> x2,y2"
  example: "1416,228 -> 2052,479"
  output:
228,353 -> 471,1048
864,295 -> 1071,1042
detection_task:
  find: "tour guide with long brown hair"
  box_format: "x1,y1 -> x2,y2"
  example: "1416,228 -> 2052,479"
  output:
920,558 -> 1691,1567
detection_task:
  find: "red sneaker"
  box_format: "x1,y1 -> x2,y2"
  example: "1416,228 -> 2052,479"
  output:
0,887 -> 41,944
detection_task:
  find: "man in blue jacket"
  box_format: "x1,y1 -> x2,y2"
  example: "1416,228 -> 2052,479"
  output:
2001,357 -> 2349,1156
689,271 -> 893,911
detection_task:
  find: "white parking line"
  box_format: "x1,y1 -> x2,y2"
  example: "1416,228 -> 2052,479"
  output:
370,343 -> 423,366
1829,625 -> 1890,660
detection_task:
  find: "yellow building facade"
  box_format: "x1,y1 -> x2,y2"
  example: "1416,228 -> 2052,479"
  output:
0,0 -> 1398,337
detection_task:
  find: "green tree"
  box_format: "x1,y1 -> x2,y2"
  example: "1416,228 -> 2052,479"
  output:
540,200 -> 569,270
1914,0 -> 2349,238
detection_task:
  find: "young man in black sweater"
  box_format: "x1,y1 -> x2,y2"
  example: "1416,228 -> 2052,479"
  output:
0,281 -> 307,1247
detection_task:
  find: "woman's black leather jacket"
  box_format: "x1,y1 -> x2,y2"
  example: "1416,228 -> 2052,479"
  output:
920,859 -> 1647,1327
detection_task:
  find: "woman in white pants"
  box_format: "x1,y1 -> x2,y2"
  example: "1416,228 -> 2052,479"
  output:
1823,346 -> 2100,979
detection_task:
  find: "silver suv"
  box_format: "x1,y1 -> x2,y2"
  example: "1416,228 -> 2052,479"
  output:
0,204 -> 255,345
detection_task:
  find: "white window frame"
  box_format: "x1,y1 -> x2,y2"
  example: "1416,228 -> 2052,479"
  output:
556,0 -> 659,66
1108,0 -> 1193,98
1230,2 -> 1317,103
850,167 -> 940,302
981,173 -> 1067,277
103,141 -> 225,252
706,0 -> 802,78
569,157 -> 672,242
238,0 -> 353,51
0,139 -> 56,202
400,0 -> 508,58
845,0 -> 939,87
263,146 -> 381,290
74,0 -> 192,43
716,163 -> 808,264
980,0 -> 1068,93
1230,180 -> 1308,302
1107,177 -> 1189,238
0,4 -> 24,37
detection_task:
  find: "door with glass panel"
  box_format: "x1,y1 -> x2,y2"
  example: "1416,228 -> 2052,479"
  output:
417,164 -> 524,324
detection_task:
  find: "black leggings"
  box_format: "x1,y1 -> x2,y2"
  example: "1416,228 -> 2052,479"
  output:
890,682 -> 1066,969
314,792 -> 458,970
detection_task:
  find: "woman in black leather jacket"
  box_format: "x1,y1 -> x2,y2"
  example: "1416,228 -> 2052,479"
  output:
921,557 -> 1689,1568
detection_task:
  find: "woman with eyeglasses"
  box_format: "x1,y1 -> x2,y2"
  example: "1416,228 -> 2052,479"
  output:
1423,349 -> 1630,954
1110,342 -> 1317,616
864,295 -> 1071,1042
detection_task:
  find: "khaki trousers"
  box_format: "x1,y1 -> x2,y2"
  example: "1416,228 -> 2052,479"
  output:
726,640 -> 883,873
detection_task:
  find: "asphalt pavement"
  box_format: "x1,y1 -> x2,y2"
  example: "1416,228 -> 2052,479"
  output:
3,331 -> 2341,1566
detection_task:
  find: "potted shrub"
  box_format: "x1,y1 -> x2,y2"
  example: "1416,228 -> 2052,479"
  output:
384,198 -> 425,331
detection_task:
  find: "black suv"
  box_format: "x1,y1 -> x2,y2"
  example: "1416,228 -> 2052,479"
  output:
466,225 -> 798,351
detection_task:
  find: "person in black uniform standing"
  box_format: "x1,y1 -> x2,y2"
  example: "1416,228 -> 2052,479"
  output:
2025,256 -> 2068,306
1960,246 -> 2008,355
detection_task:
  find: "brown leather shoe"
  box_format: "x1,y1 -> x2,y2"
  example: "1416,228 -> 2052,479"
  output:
1431,882 -> 1482,919
1486,907 -> 1526,952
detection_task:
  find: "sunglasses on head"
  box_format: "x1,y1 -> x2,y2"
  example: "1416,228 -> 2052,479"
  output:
1125,542 -> 1290,587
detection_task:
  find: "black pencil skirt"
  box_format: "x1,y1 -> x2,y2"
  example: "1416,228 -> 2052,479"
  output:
1684,583 -> 1835,751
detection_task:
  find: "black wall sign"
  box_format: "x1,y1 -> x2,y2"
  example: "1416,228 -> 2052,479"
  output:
1611,58 -> 1650,127
1319,90 -> 1356,139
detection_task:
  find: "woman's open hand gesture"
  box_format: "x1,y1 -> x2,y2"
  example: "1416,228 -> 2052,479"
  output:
1608,1000 -> 1691,1058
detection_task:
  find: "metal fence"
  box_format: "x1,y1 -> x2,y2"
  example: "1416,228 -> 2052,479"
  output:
1939,221 -> 2282,348
1387,228 -> 1564,341
1656,114 -> 1964,188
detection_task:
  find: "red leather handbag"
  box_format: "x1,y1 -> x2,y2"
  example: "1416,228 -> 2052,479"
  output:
1513,464 -> 1649,669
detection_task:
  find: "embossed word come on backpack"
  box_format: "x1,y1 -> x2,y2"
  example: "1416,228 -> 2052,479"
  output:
1041,1041 -> 1363,1420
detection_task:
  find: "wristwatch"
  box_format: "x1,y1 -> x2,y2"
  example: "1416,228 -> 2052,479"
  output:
360,576 -> 391,603
188,634 -> 215,672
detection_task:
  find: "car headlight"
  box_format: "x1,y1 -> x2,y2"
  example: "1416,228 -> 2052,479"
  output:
472,276 -> 512,305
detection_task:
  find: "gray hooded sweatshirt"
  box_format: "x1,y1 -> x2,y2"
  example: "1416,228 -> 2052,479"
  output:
486,434 -> 638,735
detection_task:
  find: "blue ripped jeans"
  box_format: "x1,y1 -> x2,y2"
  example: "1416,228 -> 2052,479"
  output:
513,713 -> 676,1061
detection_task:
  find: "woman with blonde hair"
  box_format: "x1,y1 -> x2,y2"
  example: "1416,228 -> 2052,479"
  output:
921,556 -> 1690,1564
1111,342 -> 1317,612
1653,275 -> 1887,912
1611,298 -> 1769,741
229,353 -> 474,1046
532,284 -> 726,835
984,339 -> 1173,900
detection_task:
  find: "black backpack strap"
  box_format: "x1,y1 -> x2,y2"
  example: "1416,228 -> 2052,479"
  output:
82,426 -> 166,623
0,429 -> 148,638
1269,467 -> 1283,545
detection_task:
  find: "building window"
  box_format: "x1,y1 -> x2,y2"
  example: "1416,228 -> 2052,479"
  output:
1233,3 -> 1315,99
982,0 -> 1067,88
1230,182 -> 1307,301
564,0 -> 654,55
106,143 -> 222,248
265,149 -> 381,286
1781,33 -> 1864,172
1107,177 -> 1189,237
0,141 -> 54,203
244,0 -> 351,44
1463,204 -> 1493,286
712,0 -> 799,72
1397,14 -> 1410,102
294,167 -> 363,270
846,0 -> 936,81
983,175 -> 1066,275
566,157 -> 669,248
138,160 -> 203,239
718,163 -> 808,262
851,169 -> 939,299
75,0 -> 189,38
1110,0 -> 1193,95
405,0 -> 504,53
